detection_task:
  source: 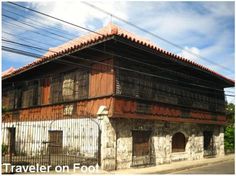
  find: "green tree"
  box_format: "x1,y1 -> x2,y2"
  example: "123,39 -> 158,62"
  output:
224,102 -> 235,153
226,103 -> 235,124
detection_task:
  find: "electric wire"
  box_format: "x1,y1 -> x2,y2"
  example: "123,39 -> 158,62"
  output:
2,6 -> 79,39
3,18 -> 206,84
3,31 -> 54,48
7,2 -> 104,37
2,13 -> 232,89
1,3 -> 234,97
3,3 -> 234,89
1,13 -> 234,93
82,1 -> 235,74
2,44 -> 234,98
2,19 -> 67,43
2,45 -> 234,117
8,1 -> 234,74
3,4 -> 234,84
3,14 -> 69,42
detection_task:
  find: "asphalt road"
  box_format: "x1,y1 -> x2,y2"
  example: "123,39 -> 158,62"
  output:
171,160 -> 235,174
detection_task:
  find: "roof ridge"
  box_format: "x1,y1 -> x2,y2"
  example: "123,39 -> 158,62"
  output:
44,22 -> 119,56
2,23 -> 234,86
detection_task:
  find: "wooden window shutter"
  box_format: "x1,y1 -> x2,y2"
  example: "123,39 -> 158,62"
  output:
40,78 -> 50,105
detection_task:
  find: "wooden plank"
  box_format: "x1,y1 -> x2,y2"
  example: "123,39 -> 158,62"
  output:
113,98 -> 226,124
2,97 -> 114,122
41,78 -> 50,105
49,130 -> 63,154
89,59 -> 114,97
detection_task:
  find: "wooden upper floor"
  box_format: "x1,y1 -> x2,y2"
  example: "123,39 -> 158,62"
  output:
2,24 -> 234,124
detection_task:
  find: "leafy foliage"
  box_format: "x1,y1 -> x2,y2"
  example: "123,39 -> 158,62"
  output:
226,103 -> 235,124
224,103 -> 235,153
224,124 -> 234,152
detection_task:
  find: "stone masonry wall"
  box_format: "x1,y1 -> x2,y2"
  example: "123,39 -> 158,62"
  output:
101,117 -> 225,170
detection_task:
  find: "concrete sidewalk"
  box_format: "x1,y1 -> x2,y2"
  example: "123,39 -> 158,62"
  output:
109,154 -> 234,174
2,154 -> 234,174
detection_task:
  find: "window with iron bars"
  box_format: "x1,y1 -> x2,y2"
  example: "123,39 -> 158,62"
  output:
50,70 -> 89,104
2,89 -> 15,110
116,69 -> 225,113
21,81 -> 39,108
3,69 -> 89,110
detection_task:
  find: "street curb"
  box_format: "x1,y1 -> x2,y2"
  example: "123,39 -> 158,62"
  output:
2,155 -> 234,174
155,159 -> 234,174
109,155 -> 234,174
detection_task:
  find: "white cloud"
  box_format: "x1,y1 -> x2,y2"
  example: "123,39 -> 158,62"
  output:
133,3 -> 218,44
31,1 -> 128,31
199,30 -> 235,74
177,46 -> 200,62
202,2 -> 234,17
2,1 -> 234,82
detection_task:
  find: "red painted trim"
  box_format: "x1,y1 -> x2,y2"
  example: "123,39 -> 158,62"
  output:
112,112 -> 226,125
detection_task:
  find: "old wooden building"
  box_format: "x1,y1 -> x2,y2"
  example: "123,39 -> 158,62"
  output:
2,23 -> 234,170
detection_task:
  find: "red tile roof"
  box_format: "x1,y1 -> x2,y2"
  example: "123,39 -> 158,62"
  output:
2,23 -> 235,85
2,67 -> 16,77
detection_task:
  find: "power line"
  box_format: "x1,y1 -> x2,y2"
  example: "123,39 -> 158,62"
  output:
5,2 -> 235,88
1,9 -> 234,113
3,45 -> 235,101
3,6 -> 79,39
2,19 -> 66,43
2,23 -> 221,88
0,36 -> 233,106
1,4 -> 233,93
8,1 -> 234,74
82,1 -> 235,74
3,31 -> 54,48
1,20 -> 209,88
2,44 -> 234,116
226,94 -> 235,97
7,2 -> 104,37
2,46 -> 43,58
2,7 -> 233,89
2,38 -> 52,53
1,8 -> 234,92
2,47 -> 103,75
2,31 -> 229,92
2,43 -> 233,96
3,14 -> 70,42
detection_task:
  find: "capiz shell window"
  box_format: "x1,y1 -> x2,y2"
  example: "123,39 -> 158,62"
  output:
62,73 -> 75,101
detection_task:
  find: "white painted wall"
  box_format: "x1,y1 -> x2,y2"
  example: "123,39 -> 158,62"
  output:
2,118 -> 99,157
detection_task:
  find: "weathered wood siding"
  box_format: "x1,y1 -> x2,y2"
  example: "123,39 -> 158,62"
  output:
39,78 -> 51,105
3,97 -> 114,122
89,59 -> 114,97
113,98 -> 226,125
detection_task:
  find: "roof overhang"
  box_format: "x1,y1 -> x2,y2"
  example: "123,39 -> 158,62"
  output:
2,23 -> 234,88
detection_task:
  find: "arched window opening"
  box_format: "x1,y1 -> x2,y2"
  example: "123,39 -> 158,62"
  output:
172,132 -> 186,152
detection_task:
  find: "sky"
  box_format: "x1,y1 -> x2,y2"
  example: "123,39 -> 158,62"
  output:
1,1 -> 235,102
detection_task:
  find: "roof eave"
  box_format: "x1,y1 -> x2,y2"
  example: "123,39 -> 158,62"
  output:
113,35 -> 235,88
2,36 -> 116,81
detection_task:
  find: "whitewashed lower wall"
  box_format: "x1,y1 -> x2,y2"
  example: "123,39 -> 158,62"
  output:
2,117 -> 225,170
2,118 -> 99,157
